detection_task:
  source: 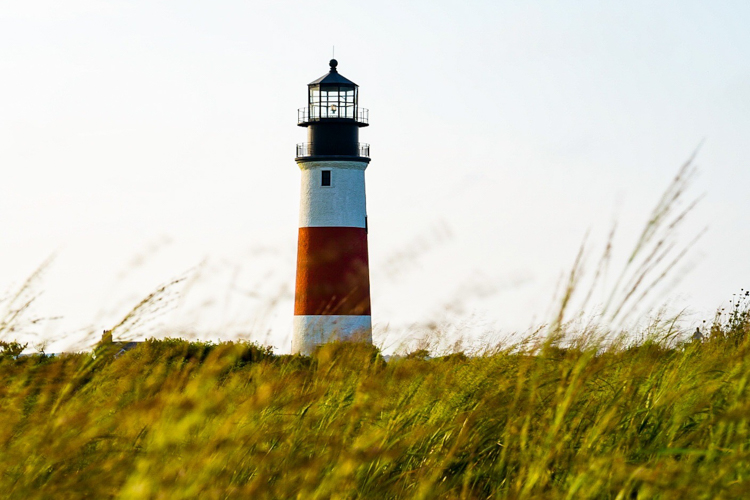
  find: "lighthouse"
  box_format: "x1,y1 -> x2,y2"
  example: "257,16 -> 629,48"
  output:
292,59 -> 372,355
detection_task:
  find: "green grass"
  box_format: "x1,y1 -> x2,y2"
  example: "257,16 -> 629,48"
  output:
1,309 -> 749,499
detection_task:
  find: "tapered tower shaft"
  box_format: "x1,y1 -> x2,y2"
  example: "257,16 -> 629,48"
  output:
292,59 -> 372,354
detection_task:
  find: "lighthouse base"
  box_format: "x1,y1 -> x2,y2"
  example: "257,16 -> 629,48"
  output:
292,315 -> 372,355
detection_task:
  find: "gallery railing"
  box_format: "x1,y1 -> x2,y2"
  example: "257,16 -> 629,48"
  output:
297,107 -> 369,125
296,142 -> 370,158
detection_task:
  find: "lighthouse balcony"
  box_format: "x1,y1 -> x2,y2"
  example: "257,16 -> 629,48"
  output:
296,142 -> 370,159
298,107 -> 369,126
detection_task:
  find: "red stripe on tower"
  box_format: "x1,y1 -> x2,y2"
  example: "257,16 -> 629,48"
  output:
295,227 -> 371,316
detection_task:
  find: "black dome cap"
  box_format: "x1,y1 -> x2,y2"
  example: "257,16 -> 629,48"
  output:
309,60 -> 357,87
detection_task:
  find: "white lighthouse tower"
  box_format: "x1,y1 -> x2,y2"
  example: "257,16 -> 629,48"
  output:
292,59 -> 372,355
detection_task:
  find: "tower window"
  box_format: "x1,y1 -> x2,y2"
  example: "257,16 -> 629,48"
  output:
321,170 -> 331,186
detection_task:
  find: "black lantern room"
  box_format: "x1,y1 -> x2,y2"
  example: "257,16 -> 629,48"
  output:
296,59 -> 369,160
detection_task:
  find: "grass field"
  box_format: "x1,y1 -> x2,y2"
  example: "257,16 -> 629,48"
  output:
1,300 -> 749,499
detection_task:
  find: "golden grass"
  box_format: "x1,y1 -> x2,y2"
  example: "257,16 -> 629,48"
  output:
1,307 -> 749,499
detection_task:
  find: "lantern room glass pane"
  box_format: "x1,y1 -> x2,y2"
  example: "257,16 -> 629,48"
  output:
321,88 -> 342,118
342,89 -> 355,118
309,87 -> 321,120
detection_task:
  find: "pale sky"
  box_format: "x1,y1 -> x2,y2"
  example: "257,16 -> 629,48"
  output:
1,1 -> 749,353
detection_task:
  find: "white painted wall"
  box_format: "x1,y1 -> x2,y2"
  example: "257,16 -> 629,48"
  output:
297,160 -> 369,228
292,315 -> 373,354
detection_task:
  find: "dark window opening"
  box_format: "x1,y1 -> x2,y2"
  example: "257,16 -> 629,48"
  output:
321,170 -> 331,186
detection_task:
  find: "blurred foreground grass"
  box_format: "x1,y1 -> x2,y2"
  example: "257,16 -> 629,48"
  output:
1,304 -> 749,500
